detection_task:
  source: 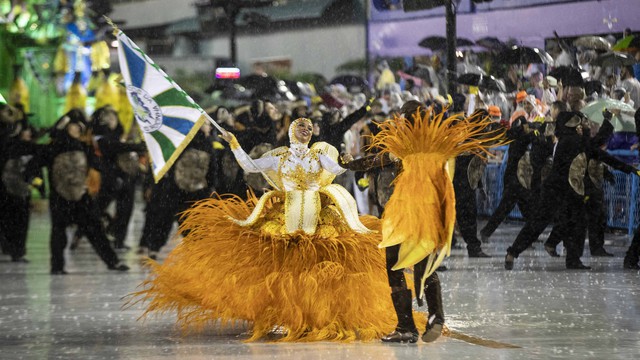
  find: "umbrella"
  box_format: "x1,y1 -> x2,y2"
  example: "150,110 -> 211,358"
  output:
573,36 -> 611,51
612,35 -> 640,52
418,36 -> 475,51
329,75 -> 370,94
238,74 -> 282,100
584,80 -> 604,97
480,75 -> 506,92
581,98 -> 636,132
475,36 -> 506,50
406,65 -> 433,81
456,73 -> 481,86
496,46 -> 554,65
456,73 -> 505,92
549,66 -> 585,87
457,62 -> 486,75
591,52 -> 637,68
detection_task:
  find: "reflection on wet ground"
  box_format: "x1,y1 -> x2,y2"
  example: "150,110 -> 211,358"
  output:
1,199 -> 639,359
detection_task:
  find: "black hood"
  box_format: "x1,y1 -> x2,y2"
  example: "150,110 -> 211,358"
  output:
555,111 -> 581,138
50,110 -> 88,139
91,106 -> 124,138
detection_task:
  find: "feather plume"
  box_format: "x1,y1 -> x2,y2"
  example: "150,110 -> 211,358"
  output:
370,108 -> 506,282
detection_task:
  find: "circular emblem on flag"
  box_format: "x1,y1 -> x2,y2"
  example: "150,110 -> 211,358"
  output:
126,85 -> 163,133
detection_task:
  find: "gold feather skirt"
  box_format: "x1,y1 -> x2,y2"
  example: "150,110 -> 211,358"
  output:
130,193 -> 426,342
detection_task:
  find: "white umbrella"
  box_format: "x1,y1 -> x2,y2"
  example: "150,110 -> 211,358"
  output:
581,98 -> 636,132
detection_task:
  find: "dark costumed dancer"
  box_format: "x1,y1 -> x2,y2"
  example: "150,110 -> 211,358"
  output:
624,108 -> 640,270
92,106 -> 146,249
505,111 -> 591,270
137,122 -> 218,259
45,111 -> 128,274
0,102 -> 41,262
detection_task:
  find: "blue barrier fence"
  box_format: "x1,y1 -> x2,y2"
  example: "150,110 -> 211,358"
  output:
477,146 -> 640,234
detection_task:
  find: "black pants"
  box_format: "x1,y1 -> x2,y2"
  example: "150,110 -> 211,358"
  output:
481,180 -> 531,238
544,198 -> 584,265
49,193 -> 119,272
139,184 -> 207,252
95,176 -> 136,247
0,192 -> 30,259
139,189 -> 182,252
386,245 -> 444,324
0,229 -> 6,254
544,217 -> 564,250
584,185 -> 607,254
453,173 -> 482,254
625,228 -> 640,264
546,184 -> 605,255
508,185 -> 586,267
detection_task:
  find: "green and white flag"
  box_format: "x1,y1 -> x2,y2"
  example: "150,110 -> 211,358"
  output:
115,29 -> 205,182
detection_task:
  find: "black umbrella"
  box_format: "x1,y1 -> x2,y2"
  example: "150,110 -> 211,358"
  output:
457,73 -> 482,86
456,73 -> 506,92
329,75 -> 370,94
549,66 -> 584,87
475,36 -> 506,50
591,52 -> 637,68
238,74 -> 282,100
480,75 -> 506,92
584,80 -> 604,97
418,36 -> 475,51
496,46 -> 553,65
284,80 -> 314,98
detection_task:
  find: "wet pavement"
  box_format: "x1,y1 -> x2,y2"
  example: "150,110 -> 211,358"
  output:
1,198 -> 639,360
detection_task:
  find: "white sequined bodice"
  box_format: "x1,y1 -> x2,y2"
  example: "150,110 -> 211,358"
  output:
278,149 -> 323,191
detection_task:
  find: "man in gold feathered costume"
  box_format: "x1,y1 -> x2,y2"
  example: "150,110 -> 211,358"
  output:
131,110 -> 503,342
341,103 -> 504,343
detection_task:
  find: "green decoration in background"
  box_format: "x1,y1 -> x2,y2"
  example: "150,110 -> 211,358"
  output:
1,0 -> 111,129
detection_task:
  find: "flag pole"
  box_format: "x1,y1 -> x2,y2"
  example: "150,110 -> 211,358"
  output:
104,16 -> 120,36
203,112 -> 227,134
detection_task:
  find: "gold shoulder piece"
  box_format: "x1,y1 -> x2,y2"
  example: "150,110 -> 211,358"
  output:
311,142 -> 339,161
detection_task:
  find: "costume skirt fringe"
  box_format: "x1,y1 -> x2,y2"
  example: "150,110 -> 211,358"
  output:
129,194 -> 425,342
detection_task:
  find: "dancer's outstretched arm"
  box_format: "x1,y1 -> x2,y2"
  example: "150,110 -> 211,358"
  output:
220,132 -> 278,173
318,153 -> 347,175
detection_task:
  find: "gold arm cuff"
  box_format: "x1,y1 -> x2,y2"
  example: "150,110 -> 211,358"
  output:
229,135 -> 241,150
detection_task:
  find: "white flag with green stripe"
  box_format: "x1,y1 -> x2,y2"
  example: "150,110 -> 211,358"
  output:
116,30 -> 205,182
